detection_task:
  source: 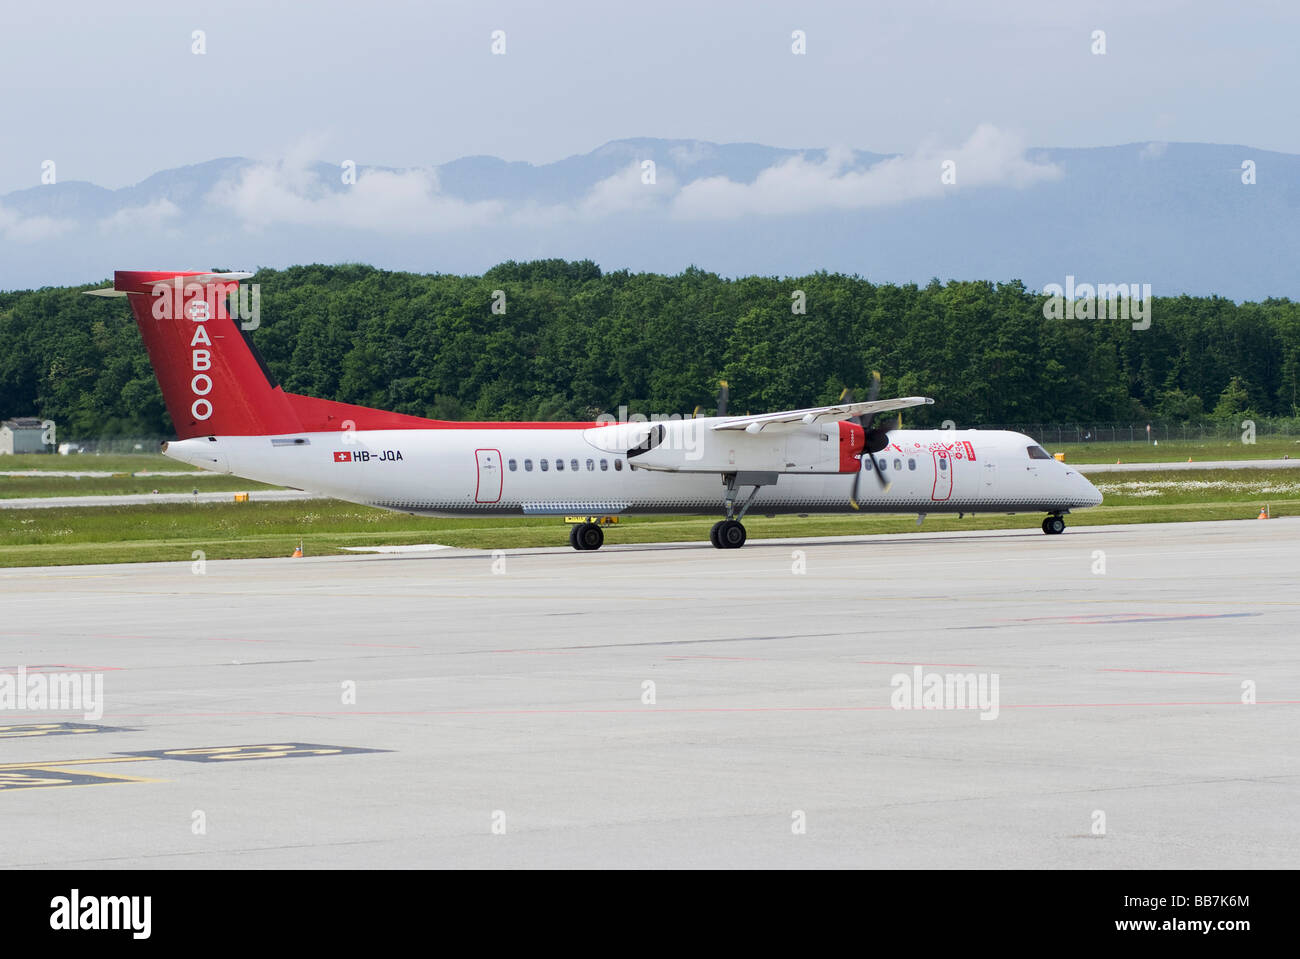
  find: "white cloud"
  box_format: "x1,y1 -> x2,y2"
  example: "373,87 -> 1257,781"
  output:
9,127 -> 1065,242
208,159 -> 505,233
0,204 -> 74,242
578,161 -> 677,218
670,125 -> 1062,220
98,198 -> 181,233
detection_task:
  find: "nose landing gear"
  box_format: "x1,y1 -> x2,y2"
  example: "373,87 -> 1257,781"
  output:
1041,513 -> 1066,535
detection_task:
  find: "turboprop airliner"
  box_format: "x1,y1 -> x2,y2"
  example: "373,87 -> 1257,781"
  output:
88,270 -> 1102,550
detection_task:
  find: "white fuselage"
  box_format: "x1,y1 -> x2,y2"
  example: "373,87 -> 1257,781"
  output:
164,426 -> 1103,517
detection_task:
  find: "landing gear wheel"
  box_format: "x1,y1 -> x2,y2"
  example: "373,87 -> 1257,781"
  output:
570,525 -> 585,550
577,522 -> 604,550
717,519 -> 747,549
709,521 -> 724,549
1042,515 -> 1066,535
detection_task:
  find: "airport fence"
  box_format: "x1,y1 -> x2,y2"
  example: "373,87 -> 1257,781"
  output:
56,437 -> 170,455
981,419 -> 1300,445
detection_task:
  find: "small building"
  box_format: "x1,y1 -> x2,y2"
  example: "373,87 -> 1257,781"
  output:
0,417 -> 52,454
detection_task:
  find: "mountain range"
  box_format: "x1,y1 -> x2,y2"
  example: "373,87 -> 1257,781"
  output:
2,133 -> 1295,298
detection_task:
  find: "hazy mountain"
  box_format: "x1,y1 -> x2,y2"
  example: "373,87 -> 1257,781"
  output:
1,137 -> 1294,299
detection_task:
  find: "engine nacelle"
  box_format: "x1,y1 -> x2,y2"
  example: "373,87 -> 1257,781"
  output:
583,419 -> 865,474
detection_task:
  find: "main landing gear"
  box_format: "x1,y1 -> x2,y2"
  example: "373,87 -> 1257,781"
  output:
568,515 -> 619,551
570,522 -> 604,550
1041,513 -> 1066,535
709,519 -> 747,549
709,471 -> 777,549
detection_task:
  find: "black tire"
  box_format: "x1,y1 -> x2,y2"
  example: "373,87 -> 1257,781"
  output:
570,525 -> 585,550
1043,516 -> 1065,535
578,523 -> 604,550
709,521 -> 724,548
719,520 -> 747,549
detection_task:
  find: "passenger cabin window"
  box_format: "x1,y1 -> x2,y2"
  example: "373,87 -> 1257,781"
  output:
614,459 -> 623,471
894,458 -> 902,471
586,459 -> 595,471
908,458 -> 916,470
571,459 -> 579,472
939,458 -> 948,471
1027,445 -> 1052,460
508,459 -> 517,472
876,458 -> 887,471
556,458 -> 564,471
600,459 -> 608,471
540,459 -> 549,471
524,459 -> 533,472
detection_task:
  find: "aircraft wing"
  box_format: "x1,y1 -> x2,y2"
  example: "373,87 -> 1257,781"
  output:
711,396 -> 933,433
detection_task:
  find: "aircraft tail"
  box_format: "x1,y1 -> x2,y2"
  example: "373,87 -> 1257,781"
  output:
111,270 -> 302,439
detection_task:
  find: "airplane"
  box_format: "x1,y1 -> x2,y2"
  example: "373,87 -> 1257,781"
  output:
87,270 -> 1103,550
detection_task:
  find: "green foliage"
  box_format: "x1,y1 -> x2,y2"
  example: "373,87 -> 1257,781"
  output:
1,263 -> 1298,435
1211,376 -> 1253,420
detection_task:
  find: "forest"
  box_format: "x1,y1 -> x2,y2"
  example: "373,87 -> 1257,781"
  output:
1,260 -> 1297,437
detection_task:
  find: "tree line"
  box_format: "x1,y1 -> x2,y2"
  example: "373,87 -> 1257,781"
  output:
1,260 -> 1297,438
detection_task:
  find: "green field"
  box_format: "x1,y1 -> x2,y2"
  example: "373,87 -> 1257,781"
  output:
1,467 -> 1294,567
0,474 -> 278,498
0,452 -> 280,498
1049,435 -> 1300,463
0,452 -> 174,471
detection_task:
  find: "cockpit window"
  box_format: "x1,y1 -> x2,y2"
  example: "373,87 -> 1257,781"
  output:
1027,445 -> 1052,460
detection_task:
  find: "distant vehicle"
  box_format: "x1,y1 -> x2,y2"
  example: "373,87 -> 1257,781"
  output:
88,271 -> 1102,550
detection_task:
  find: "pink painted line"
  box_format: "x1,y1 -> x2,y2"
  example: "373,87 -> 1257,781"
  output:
0,664 -> 124,672
857,661 -> 985,667
344,643 -> 423,650
666,655 -> 769,661
1099,668 -> 1236,676
489,650 -> 580,656
94,635 -> 177,641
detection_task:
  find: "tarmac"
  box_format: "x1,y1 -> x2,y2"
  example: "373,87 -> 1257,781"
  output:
1,518 -> 1296,868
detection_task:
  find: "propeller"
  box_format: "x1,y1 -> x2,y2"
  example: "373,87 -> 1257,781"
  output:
848,371 -> 894,508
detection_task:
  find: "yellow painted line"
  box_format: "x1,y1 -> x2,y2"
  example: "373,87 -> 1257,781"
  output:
0,756 -> 151,770
0,770 -> 161,790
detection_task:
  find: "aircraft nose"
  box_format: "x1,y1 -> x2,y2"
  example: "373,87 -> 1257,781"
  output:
1079,472 -> 1103,506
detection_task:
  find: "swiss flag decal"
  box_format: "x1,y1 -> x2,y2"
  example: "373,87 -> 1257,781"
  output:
333,451 -> 352,462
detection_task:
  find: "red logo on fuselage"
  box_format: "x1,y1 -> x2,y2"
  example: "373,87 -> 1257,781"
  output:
333,451 -> 352,462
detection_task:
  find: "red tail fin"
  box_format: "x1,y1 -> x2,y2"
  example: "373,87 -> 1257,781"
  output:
115,270 -> 302,438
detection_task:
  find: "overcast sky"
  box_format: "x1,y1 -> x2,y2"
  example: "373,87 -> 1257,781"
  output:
2,0 -> 1296,194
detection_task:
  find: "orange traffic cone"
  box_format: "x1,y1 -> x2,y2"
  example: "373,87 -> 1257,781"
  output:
1116,458 -> 1121,465
1188,457 -> 1193,462
291,541 -> 303,558
1257,505 -> 1270,520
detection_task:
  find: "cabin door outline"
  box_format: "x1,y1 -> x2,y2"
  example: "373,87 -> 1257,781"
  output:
930,449 -> 953,501
475,448 -> 503,503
